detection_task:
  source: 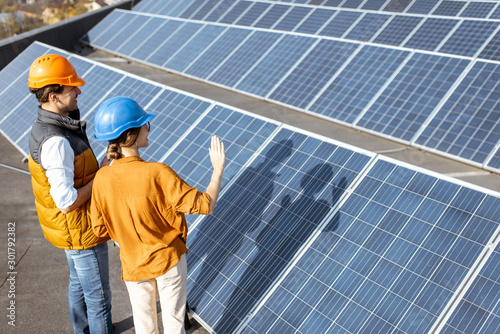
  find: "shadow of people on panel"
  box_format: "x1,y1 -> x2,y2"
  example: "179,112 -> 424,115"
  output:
214,164 -> 348,333
186,140 -> 294,313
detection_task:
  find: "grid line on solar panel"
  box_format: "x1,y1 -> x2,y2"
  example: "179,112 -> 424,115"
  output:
236,2 -> 272,26
208,30 -> 282,88
354,53 -> 471,143
344,12 -> 391,42
204,0 -> 237,23
318,10 -> 362,38
88,10 -> 136,48
307,45 -> 411,124
294,8 -> 336,35
164,24 -> 228,73
403,17 -> 459,52
235,34 -> 317,97
218,1 -> 252,24
101,14 -> 151,52
268,39 -> 360,110
460,1 -> 497,19
253,3 -> 290,29
273,5 -> 313,32
437,20 -> 500,58
414,60 -> 500,169
432,0 -> 467,16
487,147 -> 500,170
129,20 -> 184,62
371,15 -> 422,47
184,27 -> 253,79
240,155 -> 500,334
404,0 -> 440,14
115,16 -> 163,56
187,126 -> 374,333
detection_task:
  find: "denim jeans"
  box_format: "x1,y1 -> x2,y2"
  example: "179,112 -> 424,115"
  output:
65,241 -> 113,334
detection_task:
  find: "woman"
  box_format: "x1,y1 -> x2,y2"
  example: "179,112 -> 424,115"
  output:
90,96 -> 225,334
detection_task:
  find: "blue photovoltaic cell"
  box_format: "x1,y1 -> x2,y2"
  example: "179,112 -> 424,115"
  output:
383,0 -> 413,12
187,127 -> 372,333
415,61 -> 500,166
309,45 -> 410,124
323,0 -> 343,7
235,2 -> 271,27
342,0 -> 363,9
253,4 -> 290,29
489,5 -> 500,19
102,14 -> 150,52
204,0 -> 236,22
406,0 -> 439,14
185,28 -> 252,79
438,20 -> 499,57
236,34 -> 316,97
443,241 -> 500,334
84,10 -> 130,45
178,0 -> 205,19
190,0 -> 221,21
269,39 -> 359,110
372,16 -> 422,46
146,22 -> 203,67
460,2 -> 496,18
479,29 -> 500,62
130,0 -> 155,13
165,25 -> 227,73
488,148 -> 500,170
356,53 -> 470,142
274,6 -> 312,32
116,17 -> 166,56
318,11 -> 362,38
129,20 -> 183,62
403,18 -> 459,52
219,1 -> 252,24
242,158 -> 500,334
208,31 -> 281,88
294,8 -> 335,35
432,0 -> 466,16
345,13 -> 390,42
361,0 -> 387,10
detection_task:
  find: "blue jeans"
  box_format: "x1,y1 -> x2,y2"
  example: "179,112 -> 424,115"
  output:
65,241 -> 113,334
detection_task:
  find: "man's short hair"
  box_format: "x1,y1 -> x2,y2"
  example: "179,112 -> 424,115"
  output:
29,84 -> 64,103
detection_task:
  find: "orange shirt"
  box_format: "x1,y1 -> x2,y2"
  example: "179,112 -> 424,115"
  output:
90,156 -> 210,281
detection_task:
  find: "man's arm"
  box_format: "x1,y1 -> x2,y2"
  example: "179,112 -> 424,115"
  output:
41,137 -> 91,214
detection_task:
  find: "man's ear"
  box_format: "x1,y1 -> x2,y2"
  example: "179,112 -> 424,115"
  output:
48,92 -> 58,103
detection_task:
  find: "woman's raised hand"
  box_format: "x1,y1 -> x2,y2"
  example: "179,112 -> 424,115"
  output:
209,136 -> 225,171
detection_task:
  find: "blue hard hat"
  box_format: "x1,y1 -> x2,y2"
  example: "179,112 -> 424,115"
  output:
94,96 -> 155,141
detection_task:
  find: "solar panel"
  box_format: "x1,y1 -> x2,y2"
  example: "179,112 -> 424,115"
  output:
360,0 -> 388,11
268,39 -> 360,109
371,15 -> 422,46
318,11 -> 362,38
219,1 -> 252,24
207,31 -> 282,88
405,0 -> 439,14
235,34 -> 317,97
355,53 -> 470,142
344,13 -> 390,42
441,229 -> 500,333
184,27 -> 253,79
383,0 -> 412,13
414,61 -> 500,168
253,4 -> 290,29
432,0 -> 466,16
403,17 -> 459,52
478,29 -> 500,62
460,2 -> 496,18
437,20 -> 500,58
164,24 -> 227,73
273,6 -> 313,32
187,126 -> 374,333
488,148 -> 500,171
294,8 -> 336,35
190,0 -> 222,21
307,45 -> 411,124
239,156 -> 500,334
235,2 -> 271,27
205,0 -> 237,22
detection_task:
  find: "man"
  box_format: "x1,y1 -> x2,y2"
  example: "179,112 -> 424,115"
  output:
27,54 -> 113,333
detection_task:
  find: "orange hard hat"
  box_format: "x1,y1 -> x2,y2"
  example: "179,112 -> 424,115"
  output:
27,54 -> 85,88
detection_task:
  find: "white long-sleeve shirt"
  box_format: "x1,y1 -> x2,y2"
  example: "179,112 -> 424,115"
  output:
40,136 -> 78,209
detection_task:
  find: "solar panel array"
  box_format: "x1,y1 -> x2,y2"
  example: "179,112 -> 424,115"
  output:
3,41 -> 498,334
82,0 -> 500,174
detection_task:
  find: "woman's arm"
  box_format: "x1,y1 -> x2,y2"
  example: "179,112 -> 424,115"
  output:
205,136 -> 225,214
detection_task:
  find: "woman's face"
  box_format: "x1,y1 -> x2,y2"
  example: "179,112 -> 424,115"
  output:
135,122 -> 150,148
